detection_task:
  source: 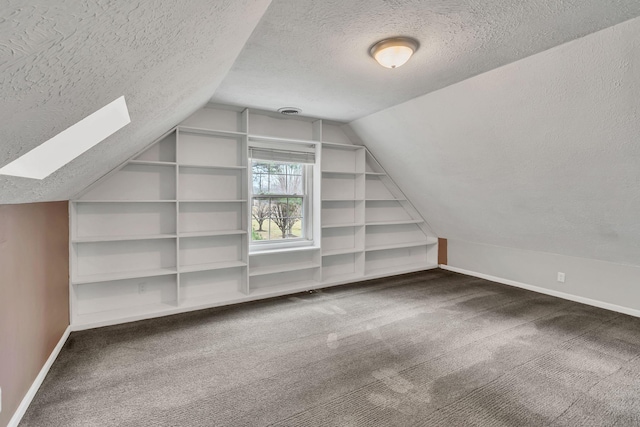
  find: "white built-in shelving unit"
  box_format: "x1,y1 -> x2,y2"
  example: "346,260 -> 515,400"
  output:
69,105 -> 437,329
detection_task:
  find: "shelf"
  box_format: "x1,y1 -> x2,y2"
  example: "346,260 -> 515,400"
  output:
366,239 -> 437,252
321,141 -> 364,150
322,222 -> 364,229
249,134 -> 319,146
178,126 -> 246,137
179,164 -> 246,170
250,245 -> 320,256
322,272 -> 363,285
128,160 -> 177,166
322,170 -> 362,175
179,290 -> 249,309
69,106 -> 445,332
179,200 -> 247,203
73,234 -> 177,243
249,280 -> 322,297
249,262 -> 320,277
179,230 -> 246,238
322,248 -> 363,257
365,263 -> 438,280
180,260 -> 247,274
366,219 -> 424,226
75,200 -> 177,203
72,268 -> 178,285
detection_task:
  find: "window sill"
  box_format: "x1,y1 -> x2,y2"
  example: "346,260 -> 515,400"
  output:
249,245 -> 320,256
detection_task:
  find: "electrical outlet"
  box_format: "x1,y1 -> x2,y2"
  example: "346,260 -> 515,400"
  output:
557,272 -> 566,283
138,282 -> 146,294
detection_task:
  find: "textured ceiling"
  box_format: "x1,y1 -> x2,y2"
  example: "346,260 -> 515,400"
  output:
212,0 -> 640,121
3,0 -> 640,205
350,16 -> 640,266
0,0 -> 271,203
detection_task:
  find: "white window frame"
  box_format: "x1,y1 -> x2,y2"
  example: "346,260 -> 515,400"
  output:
248,142 -> 316,253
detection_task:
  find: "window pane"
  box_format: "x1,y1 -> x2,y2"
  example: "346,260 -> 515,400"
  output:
287,197 -> 302,214
287,171 -> 303,194
270,174 -> 287,194
250,159 -> 309,243
251,198 -> 269,241
287,218 -> 303,238
252,162 -> 270,195
269,219 -> 283,240
269,198 -> 286,239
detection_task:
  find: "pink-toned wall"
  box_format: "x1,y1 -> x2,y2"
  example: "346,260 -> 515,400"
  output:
0,202 -> 69,427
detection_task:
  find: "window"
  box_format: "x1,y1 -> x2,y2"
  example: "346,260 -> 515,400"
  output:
249,143 -> 315,249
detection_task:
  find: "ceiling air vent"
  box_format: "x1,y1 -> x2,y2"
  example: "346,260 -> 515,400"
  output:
278,107 -> 301,115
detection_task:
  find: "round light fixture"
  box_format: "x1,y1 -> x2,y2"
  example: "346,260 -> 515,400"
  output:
369,37 -> 419,69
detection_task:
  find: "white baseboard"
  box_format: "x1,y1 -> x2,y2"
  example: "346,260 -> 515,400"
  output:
8,325 -> 71,427
440,264 -> 640,319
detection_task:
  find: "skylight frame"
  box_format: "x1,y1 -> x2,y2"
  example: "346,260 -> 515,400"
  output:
0,96 -> 131,180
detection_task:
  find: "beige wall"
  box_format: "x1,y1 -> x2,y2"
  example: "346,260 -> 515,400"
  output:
0,202 -> 69,427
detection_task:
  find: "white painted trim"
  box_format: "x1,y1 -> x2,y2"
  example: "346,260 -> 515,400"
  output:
7,326 -> 71,427
440,265 -> 640,319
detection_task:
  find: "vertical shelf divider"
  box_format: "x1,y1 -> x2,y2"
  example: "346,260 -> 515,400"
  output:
175,128 -> 181,304
355,147 -> 366,276
240,108 -> 252,295
241,107 -> 250,294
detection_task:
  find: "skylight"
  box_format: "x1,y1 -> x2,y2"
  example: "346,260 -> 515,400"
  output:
0,96 -> 131,180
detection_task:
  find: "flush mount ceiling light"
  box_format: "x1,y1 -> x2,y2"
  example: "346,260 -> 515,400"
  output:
369,37 -> 419,69
0,96 -> 130,180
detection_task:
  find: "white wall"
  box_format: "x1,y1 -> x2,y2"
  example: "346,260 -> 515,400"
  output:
349,16 -> 640,267
445,239 -> 640,316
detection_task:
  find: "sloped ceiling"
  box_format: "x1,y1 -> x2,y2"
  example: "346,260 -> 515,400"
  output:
350,16 -> 640,266
212,0 -> 640,121
3,1 -> 640,208
0,0 -> 271,204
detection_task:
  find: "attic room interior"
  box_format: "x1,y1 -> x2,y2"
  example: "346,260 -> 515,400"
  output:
2,1 -> 640,426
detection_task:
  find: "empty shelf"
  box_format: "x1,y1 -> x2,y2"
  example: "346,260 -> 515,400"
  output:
72,268 -> 178,285
179,164 -> 247,170
73,234 -> 177,243
322,170 -> 362,175
322,222 -> 365,229
179,230 -> 246,238
366,219 -> 424,226
179,199 -> 247,203
322,248 -> 363,257
365,263 -> 438,279
128,160 -> 177,166
249,262 -> 320,277
366,239 -> 436,252
180,260 -> 247,274
178,126 -> 246,137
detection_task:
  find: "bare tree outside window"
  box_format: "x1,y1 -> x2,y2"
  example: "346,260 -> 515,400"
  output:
271,197 -> 302,239
251,199 -> 269,232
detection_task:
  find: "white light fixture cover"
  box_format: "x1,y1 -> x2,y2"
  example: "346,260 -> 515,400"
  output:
0,96 -> 131,180
370,37 -> 419,69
